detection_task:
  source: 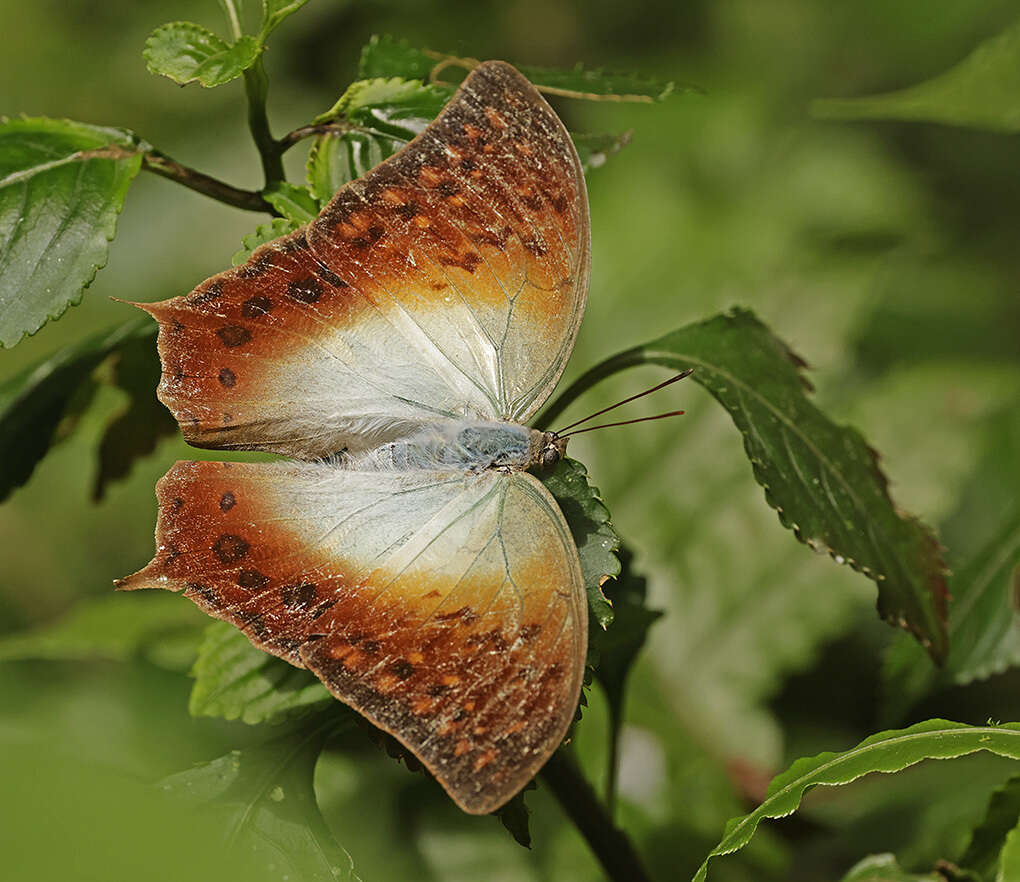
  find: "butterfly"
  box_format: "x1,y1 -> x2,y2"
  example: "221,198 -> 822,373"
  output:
118,60 -> 591,815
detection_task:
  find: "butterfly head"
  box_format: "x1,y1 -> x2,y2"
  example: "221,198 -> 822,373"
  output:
529,430 -> 568,472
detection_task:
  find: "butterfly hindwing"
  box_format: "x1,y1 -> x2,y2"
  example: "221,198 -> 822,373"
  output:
119,459 -> 587,813
139,61 -> 589,458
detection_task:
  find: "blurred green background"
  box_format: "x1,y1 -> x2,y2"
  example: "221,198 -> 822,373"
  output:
2,1 -> 1019,880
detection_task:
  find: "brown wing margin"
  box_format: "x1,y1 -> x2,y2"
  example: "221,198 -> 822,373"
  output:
135,61 -> 589,458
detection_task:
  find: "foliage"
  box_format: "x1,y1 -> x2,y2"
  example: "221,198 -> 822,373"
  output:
2,4 -> 1019,882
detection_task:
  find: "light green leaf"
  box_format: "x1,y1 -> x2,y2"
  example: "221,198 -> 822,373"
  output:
812,17 -> 1020,132
539,308 -> 949,660
259,0 -> 311,40
1000,820 -> 1020,882
189,621 -> 332,724
161,721 -> 360,882
313,77 -> 451,129
0,118 -> 143,347
960,775 -> 1020,882
0,318 -> 151,500
144,21 -> 260,88
306,130 -> 403,205
519,62 -> 689,102
694,720 -> 1020,882
232,217 -> 302,265
262,181 -> 319,224
541,457 -> 620,631
840,854 -> 943,882
358,34 -> 435,81
0,592 -> 206,667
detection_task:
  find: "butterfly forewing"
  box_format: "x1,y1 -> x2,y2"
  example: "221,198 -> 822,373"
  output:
140,61 -> 589,458
119,460 -> 586,813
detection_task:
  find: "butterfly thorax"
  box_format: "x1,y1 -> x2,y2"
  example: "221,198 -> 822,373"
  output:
355,421 -> 566,473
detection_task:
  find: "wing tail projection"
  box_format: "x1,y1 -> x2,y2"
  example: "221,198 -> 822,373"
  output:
119,460 -> 586,813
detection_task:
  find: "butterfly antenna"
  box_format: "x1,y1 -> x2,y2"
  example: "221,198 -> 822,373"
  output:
560,410 -> 686,437
553,368 -> 694,434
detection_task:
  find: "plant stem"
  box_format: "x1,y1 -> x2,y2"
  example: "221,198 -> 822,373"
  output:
219,0 -> 285,187
141,151 -> 277,214
541,750 -> 653,882
278,121 -> 359,152
535,347 -> 646,431
243,58 -> 286,186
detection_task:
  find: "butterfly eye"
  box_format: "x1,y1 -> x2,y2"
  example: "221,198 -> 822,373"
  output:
540,446 -> 561,469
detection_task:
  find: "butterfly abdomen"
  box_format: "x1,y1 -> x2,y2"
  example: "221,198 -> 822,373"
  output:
356,421 -> 534,471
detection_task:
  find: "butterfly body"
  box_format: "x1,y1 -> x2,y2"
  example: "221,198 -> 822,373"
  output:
355,421 -> 565,473
121,60 -> 592,814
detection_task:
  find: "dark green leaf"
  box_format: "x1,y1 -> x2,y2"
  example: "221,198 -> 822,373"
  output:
694,720 -> 1020,882
0,592 -> 206,667
541,457 -> 621,630
518,62 -> 689,102
840,854 -> 944,881
0,118 -> 143,347
259,0 -> 310,39
93,326 -> 177,501
161,721 -> 360,882
144,22 -> 260,88
812,17 -> 1020,132
540,308 -> 948,660
189,621 -> 332,724
960,775 -> 1020,881
572,130 -> 633,171
0,318 -> 150,500
262,181 -> 319,223
358,34 -> 435,81
495,787 -> 533,847
232,217 -> 302,264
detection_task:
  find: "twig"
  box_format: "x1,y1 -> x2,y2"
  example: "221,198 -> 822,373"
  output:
541,750 -> 653,882
278,121 -> 359,152
141,151 -> 277,215
242,57 -> 285,186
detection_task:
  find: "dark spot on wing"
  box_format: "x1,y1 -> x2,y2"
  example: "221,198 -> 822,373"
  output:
218,367 -> 236,388
287,277 -> 323,304
212,533 -> 249,564
241,295 -> 273,318
216,325 -> 252,348
238,569 -> 268,591
281,582 -> 318,610
219,491 -> 236,511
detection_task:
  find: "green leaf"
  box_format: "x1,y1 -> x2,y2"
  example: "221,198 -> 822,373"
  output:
541,457 -> 621,631
0,118 -> 143,347
306,130 -> 404,205
92,326 -> 177,501
0,318 -> 150,501
518,62 -> 688,102
572,131 -> 633,172
540,308 -> 949,660
262,181 -> 319,224
0,592 -> 206,666
840,854 -> 944,881
232,217 -> 302,264
960,775 -> 1020,881
144,22 -> 261,88
312,77 -> 451,130
693,720 -> 1020,882
812,17 -> 1020,132
1000,820 -> 1020,882
189,621 -> 332,724
161,721 -> 360,882
882,407 -> 1020,718
358,35 -> 435,81
259,0 -> 311,40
